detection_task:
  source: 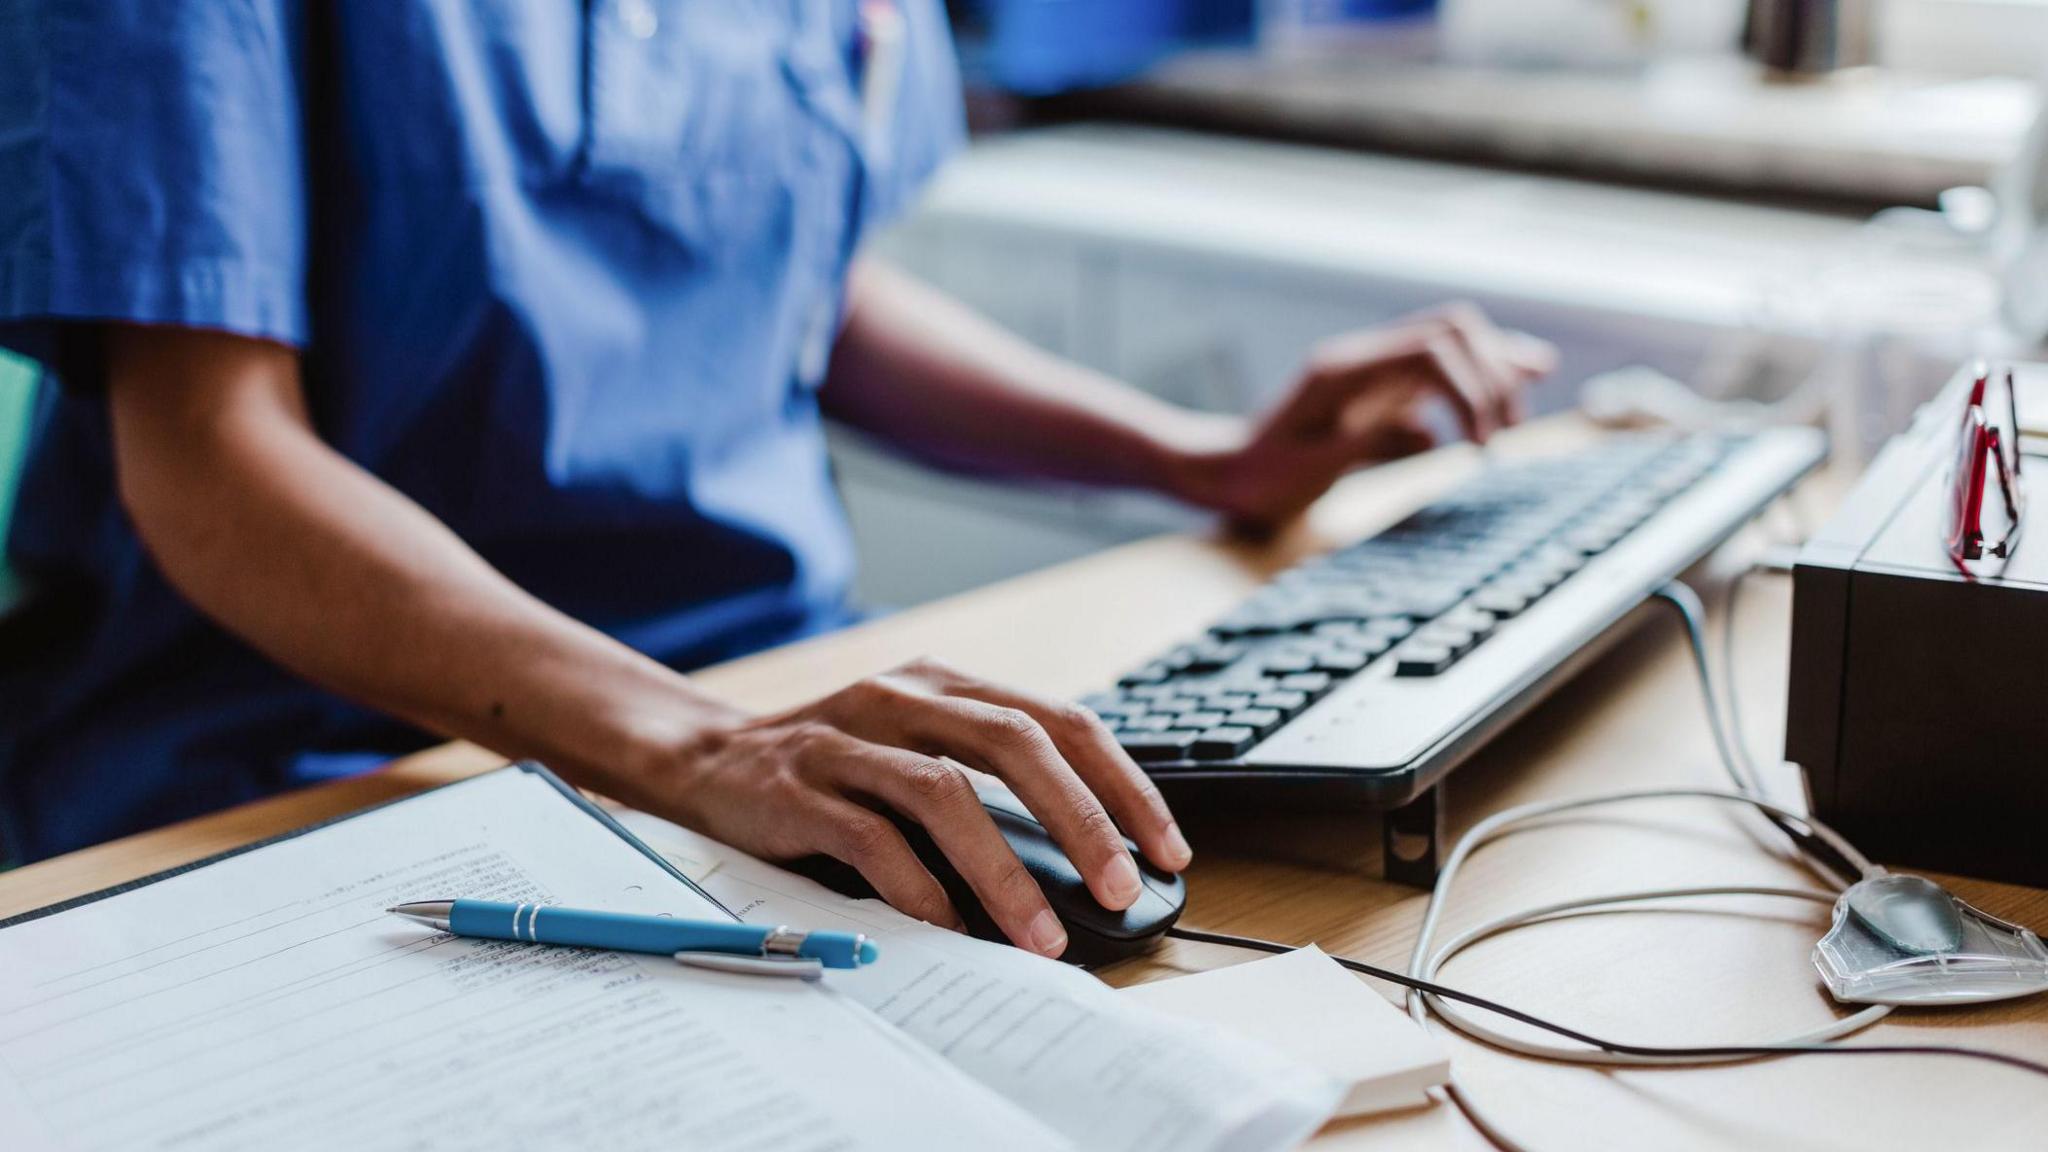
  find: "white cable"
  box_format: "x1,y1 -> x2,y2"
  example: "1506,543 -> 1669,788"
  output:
1661,581 -> 1854,889
1656,581 -> 1761,794
1718,569 -> 1764,789
1403,786 -> 1892,1065
1423,888 -> 1883,1063
1401,581 -> 1896,1075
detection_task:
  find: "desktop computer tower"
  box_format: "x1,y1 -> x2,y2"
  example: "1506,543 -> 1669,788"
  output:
1787,365 -> 2048,888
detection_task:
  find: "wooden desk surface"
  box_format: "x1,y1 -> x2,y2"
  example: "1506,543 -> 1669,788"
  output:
5,419 -> 2044,1151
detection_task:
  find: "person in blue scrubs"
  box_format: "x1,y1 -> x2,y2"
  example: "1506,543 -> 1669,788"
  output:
0,2 -> 1550,954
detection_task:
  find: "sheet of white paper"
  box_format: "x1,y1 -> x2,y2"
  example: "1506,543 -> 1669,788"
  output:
1121,945 -> 1448,1117
0,768 -> 1066,1152
618,810 -> 1342,1152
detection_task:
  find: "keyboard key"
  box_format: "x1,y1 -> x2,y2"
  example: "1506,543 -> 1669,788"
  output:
1422,618 -> 1481,645
1395,643 -> 1457,677
1471,587 -> 1531,619
1252,689 -> 1309,714
1330,629 -> 1395,659
1176,710 -> 1228,731
1312,649 -> 1371,676
1388,585 -> 1467,620
1523,544 -> 1585,578
1564,523 -> 1625,555
1209,614 -> 1285,638
1224,707 -> 1283,736
1499,563 -> 1563,596
1120,730 -> 1199,761
1434,607 -> 1498,637
1180,643 -> 1245,674
1119,664 -> 1173,687
1260,652 -> 1316,676
1118,715 -> 1175,733
1189,726 -> 1256,759
1277,672 -> 1334,697
1364,614 -> 1414,636
1202,692 -> 1255,712
1511,569 -> 1567,599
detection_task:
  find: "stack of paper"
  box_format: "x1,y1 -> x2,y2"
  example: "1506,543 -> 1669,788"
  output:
620,809 -> 1345,1152
0,766 -> 1340,1152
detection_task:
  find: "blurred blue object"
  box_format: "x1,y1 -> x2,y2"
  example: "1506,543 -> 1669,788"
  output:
1293,0 -> 1437,15
1183,0 -> 1258,40
961,0 -> 1437,95
971,0 -> 1188,94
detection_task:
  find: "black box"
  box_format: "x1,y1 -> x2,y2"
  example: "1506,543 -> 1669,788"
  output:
1787,363 -> 2048,887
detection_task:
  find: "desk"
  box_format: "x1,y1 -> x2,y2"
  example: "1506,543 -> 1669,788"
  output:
3,418 -> 2044,1150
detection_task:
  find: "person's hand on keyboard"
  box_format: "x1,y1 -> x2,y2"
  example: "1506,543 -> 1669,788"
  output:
650,657 -> 1192,958
1170,304 -> 1557,529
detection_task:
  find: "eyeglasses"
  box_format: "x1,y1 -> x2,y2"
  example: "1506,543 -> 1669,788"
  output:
1945,364 -> 2025,569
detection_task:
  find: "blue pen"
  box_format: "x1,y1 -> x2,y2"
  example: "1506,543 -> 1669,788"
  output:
387,899 -> 877,979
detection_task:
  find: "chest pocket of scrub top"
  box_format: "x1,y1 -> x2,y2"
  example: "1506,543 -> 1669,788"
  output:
579,1 -> 859,265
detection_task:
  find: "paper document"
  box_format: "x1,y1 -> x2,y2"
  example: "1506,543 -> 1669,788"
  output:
619,810 -> 1343,1152
0,768 -> 1060,1152
1122,945 -> 1449,1118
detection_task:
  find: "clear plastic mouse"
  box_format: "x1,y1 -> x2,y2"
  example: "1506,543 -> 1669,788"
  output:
1814,872 -> 2048,1006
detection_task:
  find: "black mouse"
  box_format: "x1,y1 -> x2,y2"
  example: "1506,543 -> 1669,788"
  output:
784,783 -> 1186,967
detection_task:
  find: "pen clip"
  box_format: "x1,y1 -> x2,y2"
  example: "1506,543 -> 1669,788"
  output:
673,950 -> 825,981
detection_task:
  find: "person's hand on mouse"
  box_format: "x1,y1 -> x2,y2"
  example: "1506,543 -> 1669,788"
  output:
650,656 -> 1189,958
1169,304 -> 1557,530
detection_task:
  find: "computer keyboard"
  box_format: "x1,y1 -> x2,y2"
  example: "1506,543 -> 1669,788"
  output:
1083,427 -> 1826,877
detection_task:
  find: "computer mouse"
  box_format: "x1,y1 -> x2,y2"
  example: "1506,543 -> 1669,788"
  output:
784,784 -> 1186,967
1845,874 -> 1965,956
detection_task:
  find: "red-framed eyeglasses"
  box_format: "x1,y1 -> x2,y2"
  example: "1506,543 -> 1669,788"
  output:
1945,364 -> 2025,569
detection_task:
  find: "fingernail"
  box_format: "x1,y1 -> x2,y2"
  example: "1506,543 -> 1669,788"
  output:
1164,823 -> 1192,868
1029,910 -> 1068,957
1106,853 -> 1142,907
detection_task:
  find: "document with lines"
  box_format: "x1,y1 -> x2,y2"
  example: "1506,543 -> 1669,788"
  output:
618,808 -> 1342,1152
0,766 -> 1059,1152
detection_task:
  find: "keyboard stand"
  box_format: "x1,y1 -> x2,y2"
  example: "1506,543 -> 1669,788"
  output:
1382,782 -> 1445,888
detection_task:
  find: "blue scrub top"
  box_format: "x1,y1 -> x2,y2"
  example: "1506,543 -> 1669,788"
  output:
0,1 -> 964,864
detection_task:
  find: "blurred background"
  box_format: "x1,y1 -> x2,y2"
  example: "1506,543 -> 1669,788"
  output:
6,0 -> 2048,618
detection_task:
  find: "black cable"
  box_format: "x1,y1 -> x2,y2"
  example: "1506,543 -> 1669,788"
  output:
1164,927 -> 2048,1080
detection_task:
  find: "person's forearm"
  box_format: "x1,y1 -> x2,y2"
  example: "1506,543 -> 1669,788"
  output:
104,326 -> 1190,951
108,331 -> 726,806
820,259 -> 1245,498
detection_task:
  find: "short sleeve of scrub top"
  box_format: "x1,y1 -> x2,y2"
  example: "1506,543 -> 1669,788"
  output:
0,0 -> 966,863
